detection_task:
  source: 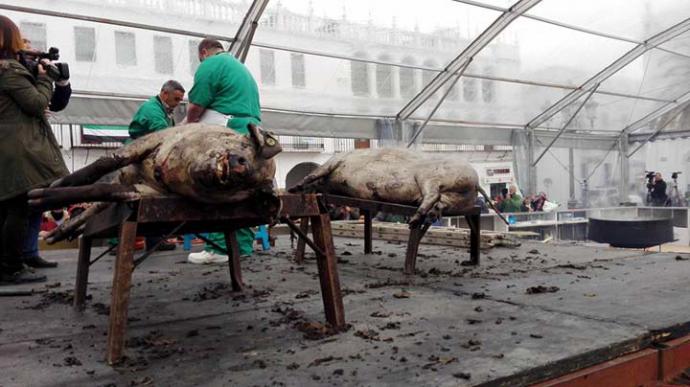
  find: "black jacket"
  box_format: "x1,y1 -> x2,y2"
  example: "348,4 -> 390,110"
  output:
651,180 -> 667,200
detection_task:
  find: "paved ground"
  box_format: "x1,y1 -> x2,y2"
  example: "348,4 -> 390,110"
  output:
1,234 -> 689,387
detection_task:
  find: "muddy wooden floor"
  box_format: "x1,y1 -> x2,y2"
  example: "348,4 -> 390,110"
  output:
2,236 -> 689,387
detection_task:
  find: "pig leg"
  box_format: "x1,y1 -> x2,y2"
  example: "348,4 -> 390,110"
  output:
409,179 -> 441,227
44,202 -> 110,244
288,160 -> 341,192
50,145 -> 159,188
28,184 -> 140,209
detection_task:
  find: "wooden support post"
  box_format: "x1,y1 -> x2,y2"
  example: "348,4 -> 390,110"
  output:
363,210 -> 372,254
310,213 -> 346,329
404,224 -> 429,275
294,217 -> 309,264
106,221 -> 137,365
465,213 -> 481,266
224,231 -> 243,291
73,236 -> 92,311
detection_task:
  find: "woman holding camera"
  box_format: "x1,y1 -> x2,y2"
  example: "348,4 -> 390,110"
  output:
0,15 -> 68,284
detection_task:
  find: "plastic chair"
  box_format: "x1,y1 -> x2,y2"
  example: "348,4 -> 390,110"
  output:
255,225 -> 270,251
183,233 -> 208,251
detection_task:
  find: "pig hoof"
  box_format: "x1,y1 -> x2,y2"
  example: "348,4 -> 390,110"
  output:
409,213 -> 424,228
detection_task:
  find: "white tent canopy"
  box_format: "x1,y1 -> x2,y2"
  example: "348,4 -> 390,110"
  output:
3,0 -> 690,197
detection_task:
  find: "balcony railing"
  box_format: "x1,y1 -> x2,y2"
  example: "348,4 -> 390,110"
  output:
278,135 -> 325,152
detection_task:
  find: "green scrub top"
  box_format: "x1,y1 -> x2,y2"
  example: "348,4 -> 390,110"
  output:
128,96 -> 173,139
188,52 -> 261,135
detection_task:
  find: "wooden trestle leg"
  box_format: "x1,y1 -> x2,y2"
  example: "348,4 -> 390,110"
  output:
294,217 -> 309,264
310,213 -> 346,329
106,221 -> 137,365
74,236 -> 92,311
224,231 -> 244,291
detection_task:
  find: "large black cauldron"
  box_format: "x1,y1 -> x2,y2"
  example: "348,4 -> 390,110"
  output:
588,216 -> 674,248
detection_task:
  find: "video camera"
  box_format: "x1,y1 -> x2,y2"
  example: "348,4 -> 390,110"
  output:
645,171 -> 656,190
18,47 -> 70,82
672,171 -> 682,180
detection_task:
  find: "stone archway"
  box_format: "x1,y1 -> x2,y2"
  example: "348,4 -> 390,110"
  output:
285,162 -> 320,189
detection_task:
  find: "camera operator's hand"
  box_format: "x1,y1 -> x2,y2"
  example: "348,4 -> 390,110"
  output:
36,62 -> 47,77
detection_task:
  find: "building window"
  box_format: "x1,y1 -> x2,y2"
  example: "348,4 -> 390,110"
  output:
154,36 -> 173,74
114,31 -> 136,66
399,56 -> 416,98
291,53 -> 305,88
421,59 -> 438,90
351,52 -> 369,96
376,54 -> 393,98
482,78 -> 494,103
260,49 -> 275,86
20,22 -> 46,51
189,39 -> 200,75
445,79 -> 459,101
463,77 -> 477,102
74,27 -> 96,62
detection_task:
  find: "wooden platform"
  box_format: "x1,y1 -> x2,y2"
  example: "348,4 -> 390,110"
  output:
330,221 -> 521,249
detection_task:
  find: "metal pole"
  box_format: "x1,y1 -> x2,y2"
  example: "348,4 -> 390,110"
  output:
626,106 -> 687,158
568,147 -> 575,206
527,18 -> 690,130
406,60 -> 472,148
527,127 -> 537,195
532,83 -> 600,166
397,0 -> 541,121
229,0 -> 270,58
618,133 -> 630,204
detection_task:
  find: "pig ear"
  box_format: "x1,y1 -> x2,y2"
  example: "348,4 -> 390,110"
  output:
247,123 -> 282,159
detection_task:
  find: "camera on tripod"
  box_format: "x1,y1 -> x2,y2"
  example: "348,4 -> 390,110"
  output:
18,47 -> 70,81
645,171 -> 656,190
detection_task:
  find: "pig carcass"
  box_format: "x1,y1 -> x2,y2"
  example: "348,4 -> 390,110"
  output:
289,148 -> 495,226
29,123 -> 281,242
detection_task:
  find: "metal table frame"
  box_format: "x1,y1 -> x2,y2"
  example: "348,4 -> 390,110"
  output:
294,195 -> 481,274
73,193 -> 345,364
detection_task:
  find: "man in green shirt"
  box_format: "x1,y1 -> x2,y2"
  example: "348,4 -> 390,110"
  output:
129,80 -> 185,139
128,80 -> 185,251
186,39 -> 261,264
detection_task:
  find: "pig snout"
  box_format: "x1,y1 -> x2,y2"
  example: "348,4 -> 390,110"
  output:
215,152 -> 251,185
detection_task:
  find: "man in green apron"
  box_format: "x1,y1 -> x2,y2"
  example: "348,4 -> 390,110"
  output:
128,80 -> 185,251
185,38 -> 261,264
129,80 -> 185,139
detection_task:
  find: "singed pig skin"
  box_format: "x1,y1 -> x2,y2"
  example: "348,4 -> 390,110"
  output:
291,148 -> 479,225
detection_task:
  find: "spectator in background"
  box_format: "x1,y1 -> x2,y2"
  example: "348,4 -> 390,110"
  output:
649,172 -> 668,207
499,185 -> 523,213
531,192 -> 547,212
20,37 -> 73,269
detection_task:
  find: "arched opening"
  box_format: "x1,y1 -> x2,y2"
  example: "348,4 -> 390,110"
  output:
286,162 -> 320,189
